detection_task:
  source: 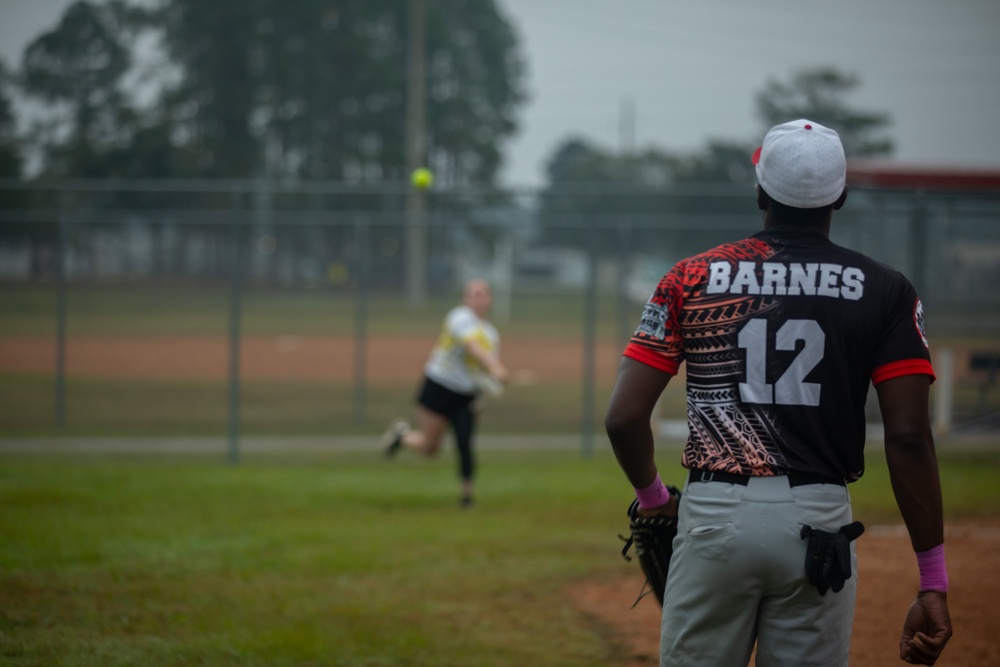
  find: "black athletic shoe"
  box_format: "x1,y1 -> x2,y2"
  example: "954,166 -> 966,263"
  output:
380,419 -> 409,458
460,495 -> 474,509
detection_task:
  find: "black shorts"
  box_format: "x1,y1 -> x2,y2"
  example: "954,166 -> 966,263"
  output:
417,376 -> 475,416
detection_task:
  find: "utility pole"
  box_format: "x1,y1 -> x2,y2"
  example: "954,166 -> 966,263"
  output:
619,95 -> 635,155
405,0 -> 428,305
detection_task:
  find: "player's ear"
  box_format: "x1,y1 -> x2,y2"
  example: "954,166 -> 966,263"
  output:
755,185 -> 768,211
832,187 -> 848,211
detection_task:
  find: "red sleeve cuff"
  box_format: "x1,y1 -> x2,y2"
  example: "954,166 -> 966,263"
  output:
623,344 -> 680,375
872,358 -> 936,385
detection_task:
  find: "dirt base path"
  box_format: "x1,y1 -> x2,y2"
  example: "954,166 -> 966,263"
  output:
571,521 -> 999,667
0,334 -> 624,382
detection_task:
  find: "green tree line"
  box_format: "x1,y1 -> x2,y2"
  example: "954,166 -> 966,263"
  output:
0,1 -> 898,280
537,68 -> 895,255
3,0 -> 526,184
1,1 -> 894,192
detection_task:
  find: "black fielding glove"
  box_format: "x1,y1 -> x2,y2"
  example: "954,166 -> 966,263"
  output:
619,488 -> 681,606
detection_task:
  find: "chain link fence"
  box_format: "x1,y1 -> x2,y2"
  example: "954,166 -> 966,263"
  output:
1,179 -> 999,451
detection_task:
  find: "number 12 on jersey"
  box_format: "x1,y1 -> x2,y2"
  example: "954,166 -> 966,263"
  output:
738,318 -> 825,407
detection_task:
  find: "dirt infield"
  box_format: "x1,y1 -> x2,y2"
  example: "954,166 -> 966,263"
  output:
0,334 -> 624,383
1,335 -> 985,382
573,520 -> 999,667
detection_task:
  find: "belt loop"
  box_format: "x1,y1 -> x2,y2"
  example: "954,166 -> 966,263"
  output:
694,469 -> 713,484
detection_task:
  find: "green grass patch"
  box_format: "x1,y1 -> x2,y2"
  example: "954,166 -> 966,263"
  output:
0,445 -> 996,665
0,449 -> 645,666
0,283 -> 631,339
848,445 -> 1000,522
0,373 -> 619,437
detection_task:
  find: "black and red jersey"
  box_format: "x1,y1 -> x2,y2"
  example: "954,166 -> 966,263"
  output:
624,229 -> 934,482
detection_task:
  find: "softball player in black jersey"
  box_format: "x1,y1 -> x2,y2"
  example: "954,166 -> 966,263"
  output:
607,120 -> 952,666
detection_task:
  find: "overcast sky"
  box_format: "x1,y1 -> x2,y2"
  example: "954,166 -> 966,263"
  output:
3,0 -> 999,187
496,0 -> 1000,185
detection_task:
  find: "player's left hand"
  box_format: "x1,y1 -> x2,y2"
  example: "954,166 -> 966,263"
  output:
620,486 -> 682,607
899,590 -> 952,665
635,489 -> 680,519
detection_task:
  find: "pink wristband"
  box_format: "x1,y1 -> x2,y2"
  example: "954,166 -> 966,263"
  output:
916,544 -> 949,592
635,473 -> 671,509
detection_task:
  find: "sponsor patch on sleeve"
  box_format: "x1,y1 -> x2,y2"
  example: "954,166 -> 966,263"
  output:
636,301 -> 669,341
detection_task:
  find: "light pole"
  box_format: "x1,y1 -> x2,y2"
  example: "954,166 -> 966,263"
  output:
405,0 -> 428,306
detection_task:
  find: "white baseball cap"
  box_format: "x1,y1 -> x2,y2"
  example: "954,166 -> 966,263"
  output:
751,119 -> 847,208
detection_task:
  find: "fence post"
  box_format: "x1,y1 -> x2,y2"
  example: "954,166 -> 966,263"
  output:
933,347 -> 954,435
581,239 -> 599,457
493,234 -> 514,322
227,191 -> 244,465
909,195 -> 928,296
55,215 -> 68,429
616,217 -> 632,352
354,215 -> 369,424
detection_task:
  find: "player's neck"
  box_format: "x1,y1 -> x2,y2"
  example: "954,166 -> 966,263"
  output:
762,216 -> 830,237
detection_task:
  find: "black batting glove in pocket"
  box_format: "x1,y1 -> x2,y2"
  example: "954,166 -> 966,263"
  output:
800,521 -> 865,595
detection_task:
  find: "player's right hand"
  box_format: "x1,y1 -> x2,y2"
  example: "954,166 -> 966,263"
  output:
490,363 -> 509,384
899,590 -> 952,665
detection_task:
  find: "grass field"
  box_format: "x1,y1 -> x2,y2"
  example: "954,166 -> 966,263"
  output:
2,442 -> 999,666
3,282 -> 999,663
0,374 -> 612,438
0,284 -> 627,339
